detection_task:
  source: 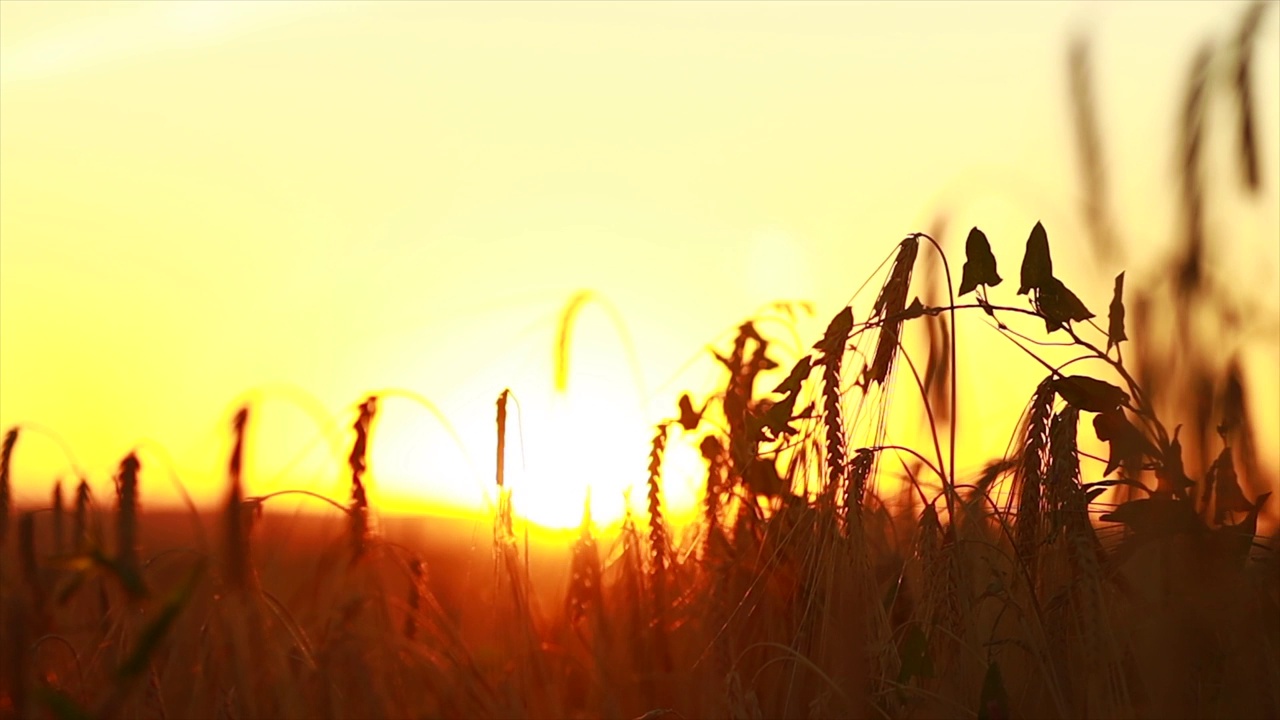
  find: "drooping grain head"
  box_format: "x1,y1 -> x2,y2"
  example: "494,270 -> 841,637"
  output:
1176,44 -> 1213,295
555,292 -> 592,393
865,236 -> 920,388
1232,1 -> 1268,192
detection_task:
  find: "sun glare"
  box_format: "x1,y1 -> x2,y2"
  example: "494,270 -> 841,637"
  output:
513,301 -> 654,530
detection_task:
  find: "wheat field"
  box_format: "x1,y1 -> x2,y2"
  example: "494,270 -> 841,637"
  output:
1,3 -> 1278,720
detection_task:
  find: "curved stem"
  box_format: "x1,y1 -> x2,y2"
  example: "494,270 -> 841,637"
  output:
896,341 -> 949,496
914,233 -> 958,515
867,445 -> 945,485
251,489 -> 349,514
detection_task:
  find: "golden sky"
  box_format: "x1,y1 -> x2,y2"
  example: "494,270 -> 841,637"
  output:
2,1 -> 1277,528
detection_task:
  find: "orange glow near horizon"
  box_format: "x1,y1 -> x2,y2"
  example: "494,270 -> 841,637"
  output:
2,2 -> 1278,531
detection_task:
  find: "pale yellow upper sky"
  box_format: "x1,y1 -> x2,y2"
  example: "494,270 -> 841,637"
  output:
2,1 -> 1276,527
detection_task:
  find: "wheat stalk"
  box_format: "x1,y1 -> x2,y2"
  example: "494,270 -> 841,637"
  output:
1068,37 -> 1116,261
646,422 -> 670,601
0,427 -> 16,548
73,478 -> 91,553
116,452 -> 141,580
348,395 -> 377,561
1013,378 -> 1056,582
19,512 -> 41,612
225,406 -> 250,589
50,479 -> 65,557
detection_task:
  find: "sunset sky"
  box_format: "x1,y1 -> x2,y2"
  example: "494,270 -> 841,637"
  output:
2,1 -> 1277,529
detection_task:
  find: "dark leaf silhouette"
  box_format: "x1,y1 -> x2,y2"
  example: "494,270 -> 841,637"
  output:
1156,427 -> 1195,496
814,306 -> 852,357
773,356 -> 812,397
1036,277 -> 1094,332
699,435 -> 723,463
1218,360 -> 1246,437
1101,496 -> 1200,536
1093,408 -> 1156,477
1107,272 -> 1127,352
1213,492 -> 1271,567
677,393 -> 701,431
897,624 -> 934,683
958,227 -> 1002,296
978,662 -> 1010,720
744,457 -> 787,498
90,547 -> 148,599
1208,446 -> 1252,520
1018,221 -> 1054,295
753,394 -> 801,442
34,688 -> 92,720
901,296 -> 928,321
1053,375 -> 1128,413
117,559 -> 205,680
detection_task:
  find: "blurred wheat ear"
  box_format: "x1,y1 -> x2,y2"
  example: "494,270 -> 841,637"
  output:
225,405 -> 250,589
0,426 -> 17,548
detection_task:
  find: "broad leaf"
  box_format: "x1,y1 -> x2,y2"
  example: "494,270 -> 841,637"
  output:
1155,428 -> 1195,496
900,296 -> 929,321
1093,408 -> 1155,477
753,395 -> 800,442
1018,221 -> 1053,295
773,356 -> 813,396
978,662 -> 1010,720
744,457 -> 786,498
1100,496 -> 1199,536
1053,375 -> 1128,413
1208,447 -> 1252,520
958,227 -> 1003,296
1214,492 -> 1271,567
34,688 -> 93,720
1036,277 -> 1094,332
677,393 -> 701,431
897,624 -> 934,683
1107,272 -> 1127,352
90,547 -> 148,600
117,560 -> 206,680
1217,361 -> 1245,438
